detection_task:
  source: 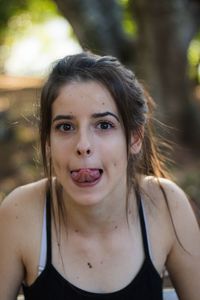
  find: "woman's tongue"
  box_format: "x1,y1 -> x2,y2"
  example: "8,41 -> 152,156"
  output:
71,169 -> 101,183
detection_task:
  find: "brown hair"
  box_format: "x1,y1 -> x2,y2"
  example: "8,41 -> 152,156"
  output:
40,52 -> 169,193
39,51 -> 196,254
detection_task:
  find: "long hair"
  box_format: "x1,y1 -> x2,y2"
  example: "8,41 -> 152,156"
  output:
39,51 -> 170,226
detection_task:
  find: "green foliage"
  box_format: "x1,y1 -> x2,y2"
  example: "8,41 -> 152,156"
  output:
0,0 -> 58,43
0,0 -> 27,27
188,32 -> 200,83
123,11 -> 137,36
117,0 -> 137,36
0,0 -> 27,41
23,0 -> 58,23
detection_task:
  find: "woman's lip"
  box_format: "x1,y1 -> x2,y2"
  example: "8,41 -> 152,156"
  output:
70,168 -> 103,187
70,168 -> 103,172
71,176 -> 102,188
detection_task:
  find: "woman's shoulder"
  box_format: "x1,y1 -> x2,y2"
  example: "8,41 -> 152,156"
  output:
1,178 -> 47,209
139,176 -> 179,241
140,175 -> 199,245
141,178 -> 200,298
141,175 -> 190,210
140,176 -> 200,273
0,178 -> 48,228
0,179 -> 49,291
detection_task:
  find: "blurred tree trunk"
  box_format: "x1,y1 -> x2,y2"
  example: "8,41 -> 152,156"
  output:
53,0 -> 200,146
130,0 -> 200,146
52,0 -> 135,63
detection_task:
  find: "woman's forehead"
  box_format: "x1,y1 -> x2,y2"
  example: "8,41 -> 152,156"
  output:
52,80 -> 119,116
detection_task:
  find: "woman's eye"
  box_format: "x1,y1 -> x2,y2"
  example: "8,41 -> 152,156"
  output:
56,123 -> 73,132
97,121 -> 114,130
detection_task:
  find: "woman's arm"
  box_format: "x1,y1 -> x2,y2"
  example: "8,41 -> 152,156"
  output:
163,180 -> 200,300
0,189 -> 25,300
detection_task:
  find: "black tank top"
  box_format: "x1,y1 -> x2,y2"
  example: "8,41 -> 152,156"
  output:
22,192 -> 163,300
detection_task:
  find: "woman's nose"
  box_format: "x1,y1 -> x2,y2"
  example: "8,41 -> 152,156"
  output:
76,130 -> 93,157
77,148 -> 91,156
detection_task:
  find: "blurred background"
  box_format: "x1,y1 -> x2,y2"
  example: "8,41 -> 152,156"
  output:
0,0 -> 200,216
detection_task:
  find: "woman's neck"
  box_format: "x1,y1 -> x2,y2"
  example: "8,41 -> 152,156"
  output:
54,184 -> 137,237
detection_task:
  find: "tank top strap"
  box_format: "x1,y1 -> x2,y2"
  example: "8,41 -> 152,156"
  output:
46,189 -> 52,265
136,191 -> 151,259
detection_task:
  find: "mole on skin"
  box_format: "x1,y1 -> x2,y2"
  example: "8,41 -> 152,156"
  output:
87,262 -> 92,268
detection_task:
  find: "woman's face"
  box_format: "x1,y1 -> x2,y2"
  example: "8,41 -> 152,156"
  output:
50,80 -> 133,207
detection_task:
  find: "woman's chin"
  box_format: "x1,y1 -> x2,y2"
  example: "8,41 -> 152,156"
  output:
67,194 -> 104,207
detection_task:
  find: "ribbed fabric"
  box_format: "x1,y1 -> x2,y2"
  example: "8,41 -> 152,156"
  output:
23,191 -> 163,300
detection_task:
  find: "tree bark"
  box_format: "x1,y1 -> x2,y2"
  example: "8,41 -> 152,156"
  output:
130,0 -> 200,145
53,0 -> 135,63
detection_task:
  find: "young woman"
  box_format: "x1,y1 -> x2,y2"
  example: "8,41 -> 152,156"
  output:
0,52 -> 200,300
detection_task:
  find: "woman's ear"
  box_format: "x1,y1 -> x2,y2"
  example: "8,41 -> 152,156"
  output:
130,129 -> 143,154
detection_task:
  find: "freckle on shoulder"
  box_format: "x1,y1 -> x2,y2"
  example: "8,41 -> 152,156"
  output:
140,176 -> 176,208
141,175 -> 178,193
142,175 -> 189,209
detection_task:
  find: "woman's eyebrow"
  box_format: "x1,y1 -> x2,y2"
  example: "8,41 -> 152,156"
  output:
92,112 -> 120,122
52,112 -> 120,123
52,115 -> 74,122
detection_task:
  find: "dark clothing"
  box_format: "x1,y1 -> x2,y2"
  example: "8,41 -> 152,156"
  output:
23,192 -> 163,299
